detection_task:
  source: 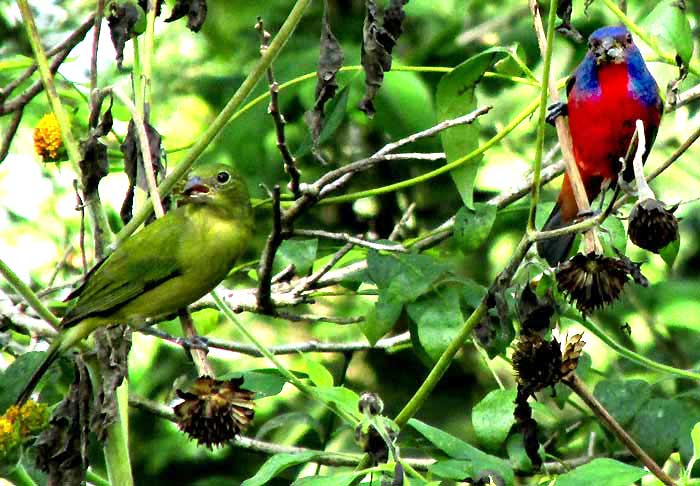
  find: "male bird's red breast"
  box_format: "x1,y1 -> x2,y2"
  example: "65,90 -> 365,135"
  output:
568,62 -> 661,181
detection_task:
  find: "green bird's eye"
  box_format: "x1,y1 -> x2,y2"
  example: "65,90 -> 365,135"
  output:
217,171 -> 230,183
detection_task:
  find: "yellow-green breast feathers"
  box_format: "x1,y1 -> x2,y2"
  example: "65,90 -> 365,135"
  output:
16,163 -> 252,404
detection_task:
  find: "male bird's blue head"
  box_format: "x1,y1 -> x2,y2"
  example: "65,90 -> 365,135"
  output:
587,26 -> 638,65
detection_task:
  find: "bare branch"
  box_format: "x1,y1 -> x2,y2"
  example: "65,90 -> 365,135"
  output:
257,17 -> 301,197
293,229 -> 408,252
0,108 -> 23,163
257,186 -> 284,312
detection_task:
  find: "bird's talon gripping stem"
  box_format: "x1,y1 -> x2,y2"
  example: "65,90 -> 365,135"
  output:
546,102 -> 568,126
575,209 -> 598,221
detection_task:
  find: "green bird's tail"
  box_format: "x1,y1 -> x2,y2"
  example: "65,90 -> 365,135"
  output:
16,319 -> 97,405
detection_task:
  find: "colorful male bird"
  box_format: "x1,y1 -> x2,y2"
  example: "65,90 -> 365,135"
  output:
537,25 -> 663,266
15,163 -> 253,405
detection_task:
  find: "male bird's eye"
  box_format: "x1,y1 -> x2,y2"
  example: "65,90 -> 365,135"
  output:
217,171 -> 230,183
625,33 -> 632,44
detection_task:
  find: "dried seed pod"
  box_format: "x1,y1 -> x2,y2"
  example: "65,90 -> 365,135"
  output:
512,334 -> 563,394
628,198 -> 679,253
174,376 -> 254,448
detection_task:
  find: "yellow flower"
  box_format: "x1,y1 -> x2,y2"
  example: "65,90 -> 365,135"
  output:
0,416 -> 20,455
33,113 -> 64,161
18,401 -> 48,435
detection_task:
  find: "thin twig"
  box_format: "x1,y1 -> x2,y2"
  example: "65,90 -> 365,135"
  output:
389,203 -> 416,241
257,186 -> 283,312
0,16 -> 95,115
529,0 -> 599,254
73,180 -> 88,274
139,328 -> 409,356
296,243 -> 353,293
0,108 -> 23,163
564,374 -> 676,486
293,229 -> 408,252
257,18 -> 301,197
177,309 -> 214,377
90,1 -> 105,94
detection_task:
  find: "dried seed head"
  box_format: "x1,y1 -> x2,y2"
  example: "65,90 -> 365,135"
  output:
358,392 -> 384,416
512,334 -> 563,394
556,253 -> 646,315
517,284 -> 555,335
174,376 -> 255,448
561,333 -> 586,379
33,113 -> 64,161
628,198 -> 679,253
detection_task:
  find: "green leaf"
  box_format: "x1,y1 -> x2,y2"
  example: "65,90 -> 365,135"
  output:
628,398 -> 688,464
459,278 -> 488,309
660,235 -> 680,267
362,251 -> 449,344
220,369 -> 306,399
407,287 -> 464,364
454,203 -> 497,253
303,355 -> 334,388
0,352 -> 47,413
506,433 -> 540,473
494,43 -> 531,78
408,419 -> 514,486
359,298 -> 403,345
297,86 -> 351,158
293,474 -> 356,486
535,202 -> 555,231
593,379 -> 651,426
554,458 -> 646,486
693,422 -> 700,459
472,389 -> 517,450
272,239 -> 319,276
436,51 -> 500,208
429,459 -> 473,480
600,215 -> 626,256
642,0 -> 694,66
315,386 -> 362,421
241,452 -> 319,486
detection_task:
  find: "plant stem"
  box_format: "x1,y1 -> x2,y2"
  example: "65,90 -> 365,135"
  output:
565,374 -> 677,486
394,301 -> 487,427
86,470 -> 111,486
8,464 -> 38,486
600,0 -> 700,78
102,382 -> 134,486
112,0 -> 314,249
582,318 -> 700,381
212,291 -> 359,425
322,97 -> 540,205
17,0 -> 113,254
0,257 -> 60,327
528,0 -> 558,231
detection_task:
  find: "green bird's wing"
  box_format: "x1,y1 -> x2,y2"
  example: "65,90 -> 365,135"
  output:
61,213 -> 185,327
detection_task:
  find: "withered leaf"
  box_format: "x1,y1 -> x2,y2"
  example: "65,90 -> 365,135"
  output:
514,385 -> 542,470
79,95 -> 113,194
165,0 -> 208,33
90,326 -> 132,441
306,0 -> 344,150
359,0 -> 409,117
35,356 -> 91,486
555,0 -> 584,43
119,119 -> 163,223
107,1 -> 144,69
138,0 -> 164,16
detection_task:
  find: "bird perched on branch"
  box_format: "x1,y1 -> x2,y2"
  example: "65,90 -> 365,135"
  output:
15,163 -> 253,405
537,25 -> 663,266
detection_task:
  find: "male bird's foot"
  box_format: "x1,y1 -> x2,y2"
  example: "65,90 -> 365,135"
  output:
575,209 -> 599,221
618,179 -> 638,198
546,102 -> 568,126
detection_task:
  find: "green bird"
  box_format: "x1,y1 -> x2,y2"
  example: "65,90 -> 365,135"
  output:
16,162 -> 253,405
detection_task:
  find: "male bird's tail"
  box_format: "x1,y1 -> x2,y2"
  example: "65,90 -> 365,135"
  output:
536,173 -> 603,267
537,203 -> 576,266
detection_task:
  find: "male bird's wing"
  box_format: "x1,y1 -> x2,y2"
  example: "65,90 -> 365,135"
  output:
61,213 -> 185,327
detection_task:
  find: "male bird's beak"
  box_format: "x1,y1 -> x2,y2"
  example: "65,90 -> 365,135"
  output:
596,37 -> 624,64
183,176 -> 210,196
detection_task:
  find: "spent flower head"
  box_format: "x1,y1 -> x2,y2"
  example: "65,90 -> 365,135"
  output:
174,376 -> 255,448
628,198 -> 679,253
